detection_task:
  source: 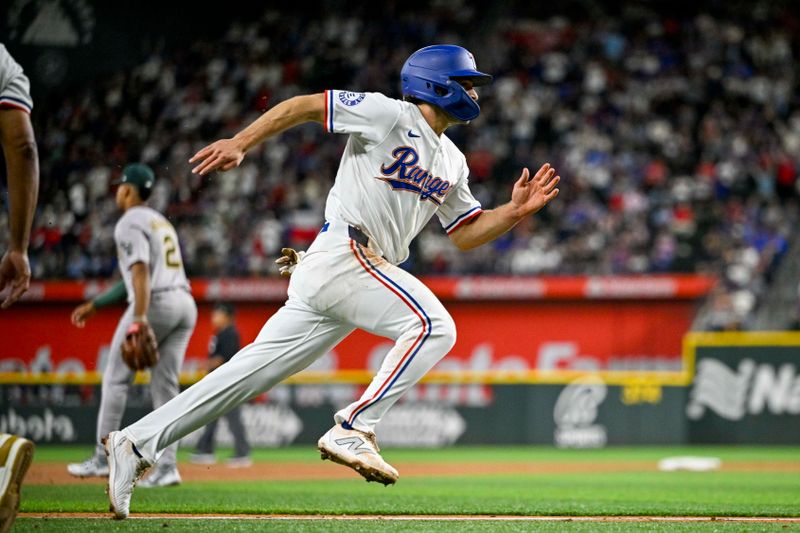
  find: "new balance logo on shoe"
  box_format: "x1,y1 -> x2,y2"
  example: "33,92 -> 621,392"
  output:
318,425 -> 399,486
334,436 -> 373,455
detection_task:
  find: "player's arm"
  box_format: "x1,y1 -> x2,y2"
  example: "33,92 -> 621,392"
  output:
129,262 -> 151,323
190,94 -> 325,175
71,280 -> 127,328
448,164 -> 559,251
0,108 -> 39,308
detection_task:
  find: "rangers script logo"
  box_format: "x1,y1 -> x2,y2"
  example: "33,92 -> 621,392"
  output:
377,146 -> 451,205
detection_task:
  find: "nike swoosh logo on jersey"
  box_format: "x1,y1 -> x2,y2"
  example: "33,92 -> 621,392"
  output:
408,130 -> 420,138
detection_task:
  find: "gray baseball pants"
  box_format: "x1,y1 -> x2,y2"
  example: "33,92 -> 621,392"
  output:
95,289 -> 196,468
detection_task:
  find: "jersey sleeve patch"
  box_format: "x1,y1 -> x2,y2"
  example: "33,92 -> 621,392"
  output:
324,90 -> 402,149
117,221 -> 151,269
339,91 -> 365,106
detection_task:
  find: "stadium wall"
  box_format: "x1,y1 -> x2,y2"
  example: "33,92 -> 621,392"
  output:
684,332 -> 800,445
0,275 -> 712,378
15,276 -> 794,447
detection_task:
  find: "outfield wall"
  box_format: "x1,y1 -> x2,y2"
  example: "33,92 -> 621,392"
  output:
11,278 -> 798,447
0,382 -> 687,447
0,276 -> 711,378
2,331 -> 797,446
684,332 -> 800,444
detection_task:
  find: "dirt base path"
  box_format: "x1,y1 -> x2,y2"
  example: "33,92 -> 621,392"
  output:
27,460 -> 800,485
17,513 -> 800,523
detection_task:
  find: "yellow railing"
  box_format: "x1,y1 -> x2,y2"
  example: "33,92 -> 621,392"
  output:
0,368 -> 691,387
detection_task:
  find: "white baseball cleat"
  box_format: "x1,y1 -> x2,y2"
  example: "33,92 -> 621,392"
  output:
67,456 -> 109,478
103,431 -> 150,519
317,424 -> 398,486
189,453 -> 217,465
225,456 -> 253,469
137,465 -> 181,488
0,434 -> 34,533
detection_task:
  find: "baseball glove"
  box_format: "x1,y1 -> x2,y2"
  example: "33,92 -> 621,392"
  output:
275,247 -> 305,277
121,321 -> 159,371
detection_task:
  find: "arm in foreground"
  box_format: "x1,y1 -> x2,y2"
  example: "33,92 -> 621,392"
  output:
189,94 -> 325,175
0,109 -> 39,308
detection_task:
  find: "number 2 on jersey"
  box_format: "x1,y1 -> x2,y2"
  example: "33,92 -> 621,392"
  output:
164,235 -> 181,268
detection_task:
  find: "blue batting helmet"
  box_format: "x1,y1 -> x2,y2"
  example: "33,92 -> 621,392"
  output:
400,45 -> 492,122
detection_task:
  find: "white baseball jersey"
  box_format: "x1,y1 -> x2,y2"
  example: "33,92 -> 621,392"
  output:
0,44 -> 33,113
114,206 -> 190,302
323,90 -> 482,264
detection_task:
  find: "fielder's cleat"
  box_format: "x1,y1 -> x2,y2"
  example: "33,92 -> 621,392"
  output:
103,431 -> 150,519
137,465 -> 181,488
189,453 -> 217,465
225,456 -> 253,469
67,455 -> 109,478
317,424 -> 398,486
0,434 -> 34,533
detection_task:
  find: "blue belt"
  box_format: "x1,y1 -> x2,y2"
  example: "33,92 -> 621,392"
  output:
320,222 -> 370,248
347,225 -> 370,248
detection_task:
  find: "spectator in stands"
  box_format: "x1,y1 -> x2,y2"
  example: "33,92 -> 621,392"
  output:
21,4 -> 800,330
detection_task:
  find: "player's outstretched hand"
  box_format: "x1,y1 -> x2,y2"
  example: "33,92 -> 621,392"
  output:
71,301 -> 97,328
189,138 -> 245,175
0,250 -> 31,309
510,163 -> 560,218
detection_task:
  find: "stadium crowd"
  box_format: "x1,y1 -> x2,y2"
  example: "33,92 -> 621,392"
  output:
2,4 -> 798,329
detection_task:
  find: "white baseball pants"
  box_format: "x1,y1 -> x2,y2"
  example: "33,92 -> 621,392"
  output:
123,220 -> 456,463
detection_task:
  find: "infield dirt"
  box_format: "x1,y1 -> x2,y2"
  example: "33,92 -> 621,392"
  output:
25,459 -> 800,485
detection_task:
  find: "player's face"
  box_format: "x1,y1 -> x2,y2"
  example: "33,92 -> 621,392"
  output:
211,310 -> 229,331
458,80 -> 478,102
115,184 -> 129,209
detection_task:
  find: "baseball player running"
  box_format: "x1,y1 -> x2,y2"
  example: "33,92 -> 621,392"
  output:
0,43 -> 38,533
104,45 -> 559,518
68,164 -> 197,488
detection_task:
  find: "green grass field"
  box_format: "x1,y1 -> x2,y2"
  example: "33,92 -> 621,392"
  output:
14,445 -> 800,532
